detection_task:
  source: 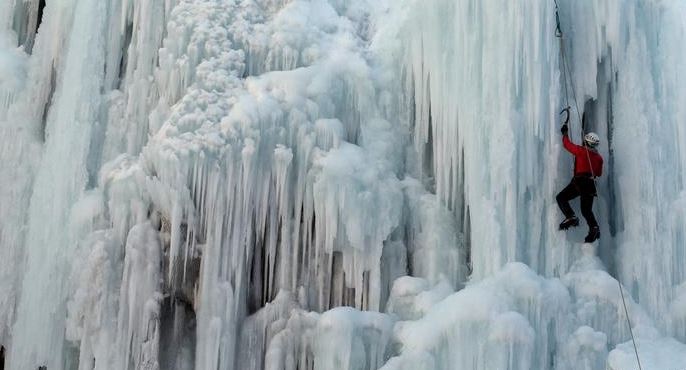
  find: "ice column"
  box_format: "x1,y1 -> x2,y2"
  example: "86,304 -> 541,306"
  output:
8,0 -> 107,368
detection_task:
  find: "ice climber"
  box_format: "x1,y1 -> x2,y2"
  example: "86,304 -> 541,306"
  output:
556,122 -> 603,243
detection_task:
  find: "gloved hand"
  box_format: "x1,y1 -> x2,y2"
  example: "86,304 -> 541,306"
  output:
561,124 -> 568,135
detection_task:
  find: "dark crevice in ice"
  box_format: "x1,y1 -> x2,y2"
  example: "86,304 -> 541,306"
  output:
36,0 -> 46,36
39,65 -> 57,143
583,53 -> 621,278
154,208 -> 201,312
423,107 -> 436,193
248,228 -> 267,315
159,297 -> 197,369
117,23 -> 134,90
247,211 -> 277,315
464,205 -> 472,276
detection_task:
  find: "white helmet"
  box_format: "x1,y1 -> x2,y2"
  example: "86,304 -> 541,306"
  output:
584,132 -> 600,147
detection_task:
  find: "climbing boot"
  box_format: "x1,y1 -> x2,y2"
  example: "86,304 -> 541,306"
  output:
559,216 -> 579,230
584,226 -> 600,243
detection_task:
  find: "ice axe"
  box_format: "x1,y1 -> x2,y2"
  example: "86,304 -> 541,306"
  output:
560,106 -> 570,125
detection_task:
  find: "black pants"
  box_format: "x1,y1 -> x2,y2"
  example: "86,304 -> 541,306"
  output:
556,177 -> 598,228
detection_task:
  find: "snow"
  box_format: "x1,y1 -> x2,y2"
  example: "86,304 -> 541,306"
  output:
383,264 -> 567,370
385,276 -> 453,321
0,0 -> 685,369
608,337 -> 686,370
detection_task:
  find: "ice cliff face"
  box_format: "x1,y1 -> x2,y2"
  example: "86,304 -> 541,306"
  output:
0,0 -> 685,369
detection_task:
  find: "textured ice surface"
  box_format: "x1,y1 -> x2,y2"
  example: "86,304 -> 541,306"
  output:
0,0 -> 685,369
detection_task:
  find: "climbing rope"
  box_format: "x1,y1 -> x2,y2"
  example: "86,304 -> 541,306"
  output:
556,2 -> 593,184
554,3 -> 643,370
618,279 -> 643,370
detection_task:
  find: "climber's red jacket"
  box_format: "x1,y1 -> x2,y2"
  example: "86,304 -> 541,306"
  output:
563,135 -> 603,177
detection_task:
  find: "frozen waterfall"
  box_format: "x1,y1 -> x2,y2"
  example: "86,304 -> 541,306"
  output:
0,0 -> 685,369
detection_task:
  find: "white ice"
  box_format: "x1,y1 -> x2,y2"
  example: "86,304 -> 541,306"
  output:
0,0 -> 685,369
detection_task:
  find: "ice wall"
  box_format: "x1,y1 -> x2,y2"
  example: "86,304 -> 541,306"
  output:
0,0 -> 684,369
379,0 -> 564,281
390,0 -> 686,335
379,0 -> 686,368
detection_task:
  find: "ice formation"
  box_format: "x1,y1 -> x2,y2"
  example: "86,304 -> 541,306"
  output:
0,0 -> 685,369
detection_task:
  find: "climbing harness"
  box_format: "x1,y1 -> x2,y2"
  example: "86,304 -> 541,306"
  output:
554,3 -> 643,370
